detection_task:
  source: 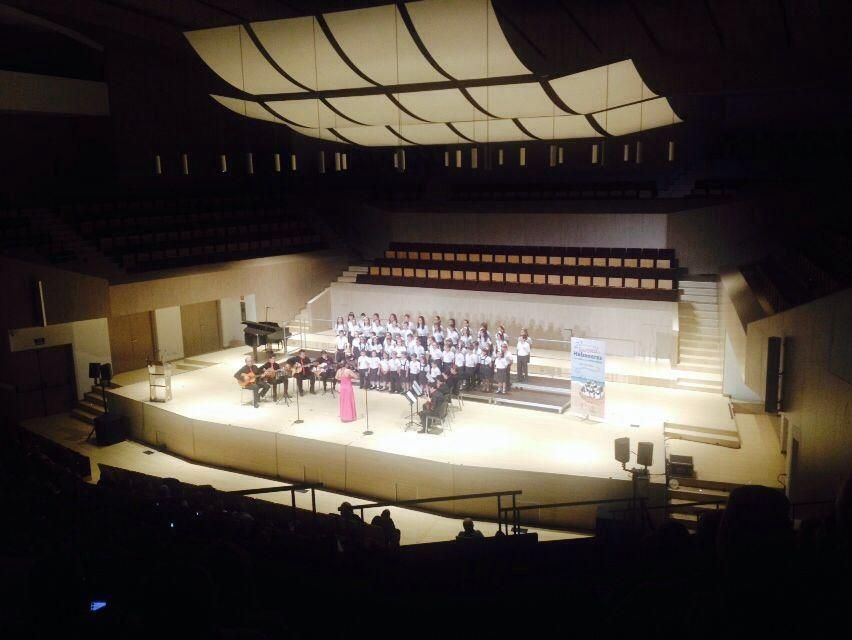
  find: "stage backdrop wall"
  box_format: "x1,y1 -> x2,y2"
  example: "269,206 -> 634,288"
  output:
744,289 -> 852,504
108,250 -> 349,328
330,282 -> 677,359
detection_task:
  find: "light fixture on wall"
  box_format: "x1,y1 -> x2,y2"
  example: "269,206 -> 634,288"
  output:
154,154 -> 163,176
273,152 -> 282,172
219,154 -> 228,173
246,152 -> 255,174
181,153 -> 190,175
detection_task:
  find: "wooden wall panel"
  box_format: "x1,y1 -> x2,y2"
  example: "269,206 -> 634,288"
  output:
109,311 -> 154,373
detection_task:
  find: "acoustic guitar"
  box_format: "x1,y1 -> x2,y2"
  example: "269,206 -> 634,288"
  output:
238,371 -> 257,388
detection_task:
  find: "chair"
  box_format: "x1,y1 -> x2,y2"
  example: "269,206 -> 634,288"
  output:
425,397 -> 450,433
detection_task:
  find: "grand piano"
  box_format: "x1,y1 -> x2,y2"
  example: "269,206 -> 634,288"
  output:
243,321 -> 290,360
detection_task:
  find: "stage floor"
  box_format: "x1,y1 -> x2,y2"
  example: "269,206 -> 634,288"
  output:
110,346 -> 782,490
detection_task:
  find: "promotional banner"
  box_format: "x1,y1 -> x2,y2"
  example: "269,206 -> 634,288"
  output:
570,337 -> 606,420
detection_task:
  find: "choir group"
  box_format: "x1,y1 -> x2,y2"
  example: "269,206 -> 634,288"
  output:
331,312 -> 533,397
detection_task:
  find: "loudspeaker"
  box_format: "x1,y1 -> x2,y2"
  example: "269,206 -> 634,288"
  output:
89,362 -> 101,379
637,442 -> 653,467
99,363 -> 112,382
93,413 -> 127,446
614,437 -> 630,464
765,337 -> 783,413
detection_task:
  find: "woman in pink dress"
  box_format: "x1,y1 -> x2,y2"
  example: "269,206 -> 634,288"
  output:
335,365 -> 357,423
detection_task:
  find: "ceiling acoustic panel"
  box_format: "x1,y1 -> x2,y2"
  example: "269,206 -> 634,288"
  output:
188,1 -> 682,146
406,0 -> 530,79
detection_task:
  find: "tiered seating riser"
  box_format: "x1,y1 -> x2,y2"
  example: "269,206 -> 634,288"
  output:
355,275 -> 679,302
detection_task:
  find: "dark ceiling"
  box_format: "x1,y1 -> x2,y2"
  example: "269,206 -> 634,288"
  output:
5,0 -> 852,97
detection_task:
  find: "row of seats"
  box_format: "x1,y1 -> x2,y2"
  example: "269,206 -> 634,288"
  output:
450,181 -> 658,201
121,235 -> 324,272
387,242 -> 677,269
57,193 -> 327,273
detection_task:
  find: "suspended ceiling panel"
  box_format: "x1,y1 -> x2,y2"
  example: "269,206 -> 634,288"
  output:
188,0 -> 682,146
406,0 -> 530,79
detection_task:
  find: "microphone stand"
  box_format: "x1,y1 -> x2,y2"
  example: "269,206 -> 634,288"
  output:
292,367 -> 304,425
363,384 -> 372,435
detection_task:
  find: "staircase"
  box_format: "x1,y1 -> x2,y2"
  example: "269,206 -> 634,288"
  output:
289,264 -> 370,345
676,279 -> 723,394
665,476 -> 733,531
70,384 -> 112,425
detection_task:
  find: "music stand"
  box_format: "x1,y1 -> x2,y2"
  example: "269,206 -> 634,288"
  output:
274,372 -> 291,407
403,390 -> 420,431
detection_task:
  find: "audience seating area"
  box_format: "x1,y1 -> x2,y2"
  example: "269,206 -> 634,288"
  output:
451,180 -> 659,201
3,423 -> 845,637
0,208 -> 76,265
358,242 -> 681,301
60,194 -> 325,272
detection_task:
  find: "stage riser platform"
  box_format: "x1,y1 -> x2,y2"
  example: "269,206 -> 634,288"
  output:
107,391 -> 661,531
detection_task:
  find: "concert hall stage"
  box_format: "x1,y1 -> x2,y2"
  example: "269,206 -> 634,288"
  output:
106,346 -> 779,531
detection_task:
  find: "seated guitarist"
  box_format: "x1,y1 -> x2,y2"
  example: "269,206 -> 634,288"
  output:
261,352 -> 288,401
234,356 -> 269,408
294,349 -> 316,396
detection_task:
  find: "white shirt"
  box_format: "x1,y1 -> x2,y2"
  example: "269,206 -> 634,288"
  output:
516,337 -> 531,357
465,352 -> 478,367
495,356 -> 508,370
427,365 -> 440,382
454,351 -> 465,367
369,356 -> 380,369
388,323 -> 401,338
389,358 -> 399,372
409,360 -> 421,375
358,355 -> 369,370
446,329 -> 459,345
372,321 -> 386,337
429,345 -> 442,362
416,325 -> 429,337
432,326 -> 445,343
380,359 -> 390,373
347,320 -> 358,336
441,350 -> 455,364
480,355 -> 493,367
336,335 -> 348,350
334,322 -> 346,335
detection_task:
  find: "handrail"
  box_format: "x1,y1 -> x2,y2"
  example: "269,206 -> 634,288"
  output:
349,490 -> 522,530
498,497 -> 634,534
226,482 -> 324,514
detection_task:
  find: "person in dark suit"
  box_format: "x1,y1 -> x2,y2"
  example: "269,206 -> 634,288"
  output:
233,356 -> 269,408
261,352 -> 288,401
317,350 -> 337,393
295,350 -> 316,395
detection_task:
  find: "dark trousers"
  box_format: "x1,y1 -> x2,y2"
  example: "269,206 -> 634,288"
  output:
359,369 -> 368,388
296,373 -> 315,394
390,371 -> 400,393
419,336 -> 428,348
517,355 -> 529,380
321,371 -> 336,391
271,378 -> 288,401
245,381 -> 270,406
336,349 -> 346,363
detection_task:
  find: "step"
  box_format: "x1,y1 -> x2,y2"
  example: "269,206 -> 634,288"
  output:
665,421 -> 736,438
678,308 -> 719,319
679,317 -> 720,328
680,280 -> 718,289
348,265 -> 369,273
83,391 -> 106,406
70,408 -> 99,425
668,486 -> 730,502
337,275 -> 357,283
679,325 -> 720,338
675,380 -> 722,393
679,345 -> 720,356
677,362 -> 722,373
666,498 -> 727,516
680,293 -> 718,304
681,288 -> 718,298
663,425 -> 740,448
77,400 -> 106,415
667,512 -> 699,530
677,302 -> 719,314
680,353 -> 722,364
342,270 -> 362,277
679,336 -> 721,347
